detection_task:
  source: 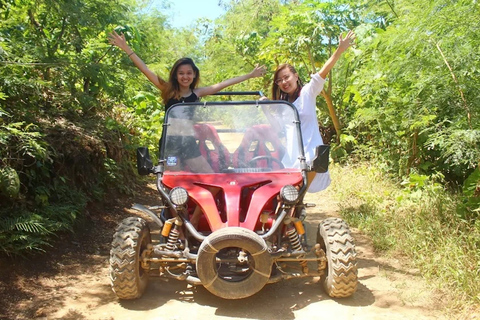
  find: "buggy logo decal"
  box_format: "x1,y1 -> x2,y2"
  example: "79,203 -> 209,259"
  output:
166,156 -> 178,166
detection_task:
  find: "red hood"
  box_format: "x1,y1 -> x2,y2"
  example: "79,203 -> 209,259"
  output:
162,171 -> 302,231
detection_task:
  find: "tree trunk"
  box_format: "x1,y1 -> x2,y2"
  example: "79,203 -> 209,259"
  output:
320,89 -> 342,143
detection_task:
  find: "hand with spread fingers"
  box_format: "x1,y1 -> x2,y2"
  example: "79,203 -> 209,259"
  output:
338,30 -> 356,53
108,31 -> 131,53
249,64 -> 267,79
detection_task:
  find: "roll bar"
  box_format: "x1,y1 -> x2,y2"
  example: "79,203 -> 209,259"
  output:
211,91 -> 265,97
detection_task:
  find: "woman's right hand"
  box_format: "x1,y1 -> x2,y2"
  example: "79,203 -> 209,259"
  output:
107,30 -> 164,90
108,31 -> 130,53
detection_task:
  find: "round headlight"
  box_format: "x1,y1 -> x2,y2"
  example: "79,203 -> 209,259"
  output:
169,187 -> 189,206
280,185 -> 299,204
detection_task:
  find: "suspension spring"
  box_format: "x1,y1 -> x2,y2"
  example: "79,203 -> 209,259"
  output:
286,228 -> 302,251
166,226 -> 180,251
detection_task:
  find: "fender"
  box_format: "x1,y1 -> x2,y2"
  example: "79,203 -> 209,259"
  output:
131,203 -> 164,228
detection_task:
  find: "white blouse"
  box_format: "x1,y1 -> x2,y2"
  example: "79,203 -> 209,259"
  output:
293,73 -> 331,193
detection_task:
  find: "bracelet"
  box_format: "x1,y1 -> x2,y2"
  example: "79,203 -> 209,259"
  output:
127,52 -> 135,57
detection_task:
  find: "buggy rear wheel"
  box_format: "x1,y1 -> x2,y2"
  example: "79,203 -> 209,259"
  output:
196,227 -> 272,299
110,217 -> 151,299
317,217 -> 357,298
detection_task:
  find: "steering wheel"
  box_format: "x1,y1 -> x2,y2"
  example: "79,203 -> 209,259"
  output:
248,156 -> 284,169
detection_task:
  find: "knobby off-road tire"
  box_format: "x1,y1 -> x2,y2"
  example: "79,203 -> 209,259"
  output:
110,217 -> 151,300
317,217 -> 358,298
196,227 -> 272,299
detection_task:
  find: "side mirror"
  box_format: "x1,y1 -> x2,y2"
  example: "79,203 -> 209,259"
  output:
311,145 -> 330,173
136,147 -> 153,175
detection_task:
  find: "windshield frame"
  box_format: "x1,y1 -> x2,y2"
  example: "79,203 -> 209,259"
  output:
159,100 -> 306,174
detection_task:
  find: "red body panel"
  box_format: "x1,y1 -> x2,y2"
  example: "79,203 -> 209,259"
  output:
162,170 -> 302,231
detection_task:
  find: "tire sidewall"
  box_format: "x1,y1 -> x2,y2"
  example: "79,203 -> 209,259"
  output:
196,227 -> 272,299
318,220 -> 336,289
133,220 -> 150,293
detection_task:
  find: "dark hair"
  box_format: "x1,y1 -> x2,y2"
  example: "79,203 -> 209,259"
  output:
272,63 -> 303,101
160,57 -> 200,104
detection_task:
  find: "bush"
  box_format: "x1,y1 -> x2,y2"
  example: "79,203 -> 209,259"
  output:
329,162 -> 480,307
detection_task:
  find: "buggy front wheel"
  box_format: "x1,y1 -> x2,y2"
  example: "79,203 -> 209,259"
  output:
317,217 -> 357,298
110,217 -> 151,299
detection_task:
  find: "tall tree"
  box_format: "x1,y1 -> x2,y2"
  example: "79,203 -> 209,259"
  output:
199,0 -> 280,94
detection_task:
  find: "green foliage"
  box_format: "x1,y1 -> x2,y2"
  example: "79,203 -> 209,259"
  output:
426,128 -> 480,180
458,168 -> 480,221
200,0 -> 279,91
0,0 -> 175,255
343,0 -> 479,182
0,183 -> 87,256
100,157 -> 136,196
330,162 -> 480,307
0,214 -> 52,254
0,122 -> 49,163
127,91 -> 164,154
260,0 -> 357,67
0,120 -> 50,201
0,166 -> 20,198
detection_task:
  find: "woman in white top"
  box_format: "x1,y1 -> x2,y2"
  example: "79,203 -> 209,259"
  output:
269,30 -> 355,193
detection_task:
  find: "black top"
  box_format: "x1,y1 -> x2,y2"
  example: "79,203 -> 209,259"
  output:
165,91 -> 199,110
165,92 -> 199,119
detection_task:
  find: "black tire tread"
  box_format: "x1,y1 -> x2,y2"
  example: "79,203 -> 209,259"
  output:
318,217 -> 358,298
109,217 -> 151,300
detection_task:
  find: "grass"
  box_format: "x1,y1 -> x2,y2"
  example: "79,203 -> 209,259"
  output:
327,162 -> 480,313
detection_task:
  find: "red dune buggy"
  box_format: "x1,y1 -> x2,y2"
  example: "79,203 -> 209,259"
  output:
109,93 -> 358,300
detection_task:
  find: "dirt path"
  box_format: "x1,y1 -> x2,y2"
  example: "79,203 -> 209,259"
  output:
0,185 -> 447,320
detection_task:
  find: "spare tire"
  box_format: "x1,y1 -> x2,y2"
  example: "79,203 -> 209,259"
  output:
196,227 -> 272,299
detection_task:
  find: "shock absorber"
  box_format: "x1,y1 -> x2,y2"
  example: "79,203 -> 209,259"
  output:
287,223 -> 309,273
166,218 -> 182,251
286,227 -> 302,251
293,218 -> 307,246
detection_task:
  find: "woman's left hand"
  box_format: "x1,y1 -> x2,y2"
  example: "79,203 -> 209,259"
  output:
250,64 -> 267,78
338,30 -> 356,52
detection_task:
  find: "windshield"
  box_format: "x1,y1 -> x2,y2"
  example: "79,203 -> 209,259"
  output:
160,102 -> 304,174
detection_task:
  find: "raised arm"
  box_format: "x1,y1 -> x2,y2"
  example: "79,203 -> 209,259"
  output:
194,65 -> 266,97
108,31 -> 166,91
317,30 -> 355,79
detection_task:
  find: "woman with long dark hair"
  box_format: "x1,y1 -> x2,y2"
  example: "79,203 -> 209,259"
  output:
109,31 -> 266,228
108,30 -> 266,172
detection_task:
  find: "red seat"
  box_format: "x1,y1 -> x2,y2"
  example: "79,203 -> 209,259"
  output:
194,123 -> 231,172
232,124 -> 285,169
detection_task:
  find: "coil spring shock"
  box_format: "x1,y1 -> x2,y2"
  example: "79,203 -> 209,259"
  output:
286,227 -> 302,251
166,225 -> 180,251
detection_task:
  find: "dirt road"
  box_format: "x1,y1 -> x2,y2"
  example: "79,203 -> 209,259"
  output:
1,186 -> 447,320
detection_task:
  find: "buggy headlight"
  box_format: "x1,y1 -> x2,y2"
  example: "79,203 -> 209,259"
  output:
169,187 -> 189,206
280,185 -> 299,204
